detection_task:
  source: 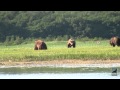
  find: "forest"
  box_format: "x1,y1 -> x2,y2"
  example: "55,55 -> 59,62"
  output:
0,11 -> 120,44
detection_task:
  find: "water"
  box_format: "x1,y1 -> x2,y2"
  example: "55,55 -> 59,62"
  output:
0,67 -> 119,79
0,73 -> 119,79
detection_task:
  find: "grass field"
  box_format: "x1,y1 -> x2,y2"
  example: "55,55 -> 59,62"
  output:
0,40 -> 120,62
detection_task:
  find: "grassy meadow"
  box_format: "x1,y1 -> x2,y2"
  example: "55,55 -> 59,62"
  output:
0,40 -> 120,62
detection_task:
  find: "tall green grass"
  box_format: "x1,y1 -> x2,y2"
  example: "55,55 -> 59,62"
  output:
0,40 -> 120,62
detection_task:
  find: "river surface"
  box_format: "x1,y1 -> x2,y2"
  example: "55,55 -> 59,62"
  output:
0,66 -> 119,79
0,73 -> 120,79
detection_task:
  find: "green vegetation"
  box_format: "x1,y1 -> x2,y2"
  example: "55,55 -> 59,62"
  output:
0,11 -> 120,43
0,11 -> 120,61
0,40 -> 120,62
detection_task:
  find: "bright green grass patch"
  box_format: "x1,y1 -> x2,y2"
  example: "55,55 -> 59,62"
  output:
0,40 -> 120,62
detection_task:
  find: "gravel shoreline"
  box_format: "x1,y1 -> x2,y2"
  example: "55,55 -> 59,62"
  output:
0,60 -> 120,68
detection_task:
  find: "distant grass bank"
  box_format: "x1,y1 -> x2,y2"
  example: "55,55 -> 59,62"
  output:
0,40 -> 120,62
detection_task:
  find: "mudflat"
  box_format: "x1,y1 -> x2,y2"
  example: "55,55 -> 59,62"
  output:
0,60 -> 120,68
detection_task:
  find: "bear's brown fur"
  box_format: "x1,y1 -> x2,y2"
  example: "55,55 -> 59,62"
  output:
67,38 -> 76,48
34,40 -> 47,50
110,36 -> 120,47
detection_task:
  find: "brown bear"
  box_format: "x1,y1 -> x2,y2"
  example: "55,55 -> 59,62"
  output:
110,36 -> 120,47
67,38 -> 76,48
34,40 -> 47,50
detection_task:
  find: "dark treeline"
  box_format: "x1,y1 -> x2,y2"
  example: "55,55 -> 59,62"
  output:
0,11 -> 120,43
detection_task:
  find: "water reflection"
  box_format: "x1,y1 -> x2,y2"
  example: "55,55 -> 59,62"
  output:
0,67 -> 119,79
0,73 -> 120,79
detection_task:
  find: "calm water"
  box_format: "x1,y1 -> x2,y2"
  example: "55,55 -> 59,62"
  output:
0,73 -> 120,79
0,67 -> 119,79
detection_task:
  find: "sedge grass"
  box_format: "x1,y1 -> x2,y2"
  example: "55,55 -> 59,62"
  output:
0,40 -> 120,62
